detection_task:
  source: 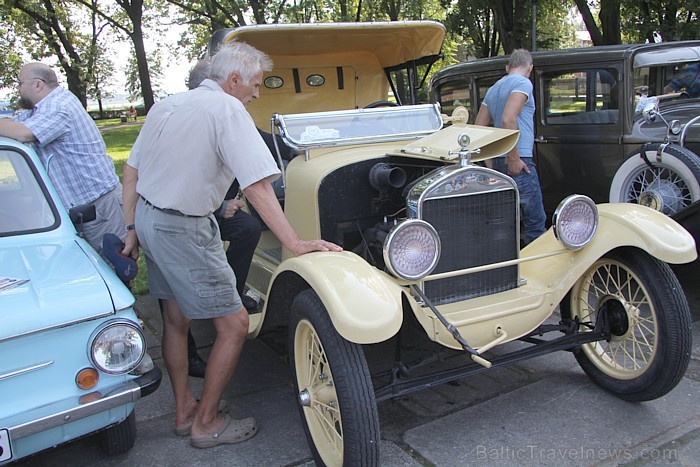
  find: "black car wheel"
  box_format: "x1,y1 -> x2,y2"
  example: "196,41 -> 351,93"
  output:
561,248 -> 692,401
289,289 -> 379,467
609,143 -> 700,215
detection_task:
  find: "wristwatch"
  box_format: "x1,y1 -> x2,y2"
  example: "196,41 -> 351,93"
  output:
126,224 -> 136,231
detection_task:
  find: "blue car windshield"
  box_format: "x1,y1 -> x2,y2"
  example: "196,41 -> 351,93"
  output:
0,149 -> 56,235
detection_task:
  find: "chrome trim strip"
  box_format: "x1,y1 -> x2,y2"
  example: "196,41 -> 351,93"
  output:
0,311 -> 114,344
7,368 -> 160,440
0,361 -> 53,381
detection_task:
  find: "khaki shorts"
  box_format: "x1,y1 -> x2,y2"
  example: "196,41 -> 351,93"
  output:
81,184 -> 127,254
135,197 -> 243,319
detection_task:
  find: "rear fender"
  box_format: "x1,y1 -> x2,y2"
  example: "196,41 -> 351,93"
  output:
268,251 -> 404,344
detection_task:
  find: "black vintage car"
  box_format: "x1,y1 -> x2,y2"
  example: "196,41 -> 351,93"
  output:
430,42 -> 700,231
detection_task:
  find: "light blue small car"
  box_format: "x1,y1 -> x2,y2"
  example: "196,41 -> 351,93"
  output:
0,137 -> 161,464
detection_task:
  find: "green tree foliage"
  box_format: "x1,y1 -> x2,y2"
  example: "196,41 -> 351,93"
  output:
1,0 -> 96,106
445,0 -> 574,58
0,23 -> 23,92
74,0 -> 164,111
165,0 -> 288,58
621,0 -> 699,43
125,49 -> 163,101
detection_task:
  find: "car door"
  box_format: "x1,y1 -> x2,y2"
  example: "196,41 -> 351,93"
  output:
533,63 -> 625,216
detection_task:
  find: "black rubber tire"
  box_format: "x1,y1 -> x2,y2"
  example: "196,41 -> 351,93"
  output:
96,410 -> 137,456
288,289 -> 379,466
609,143 -> 700,215
561,248 -> 692,401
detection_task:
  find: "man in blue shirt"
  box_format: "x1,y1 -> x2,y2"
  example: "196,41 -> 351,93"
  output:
664,63 -> 700,98
0,63 -> 126,253
474,49 -> 546,245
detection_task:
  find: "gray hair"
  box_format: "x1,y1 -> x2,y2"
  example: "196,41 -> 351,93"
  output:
187,57 -> 211,90
508,49 -> 533,69
209,41 -> 272,86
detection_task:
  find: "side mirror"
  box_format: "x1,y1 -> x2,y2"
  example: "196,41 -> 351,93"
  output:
68,204 -> 96,231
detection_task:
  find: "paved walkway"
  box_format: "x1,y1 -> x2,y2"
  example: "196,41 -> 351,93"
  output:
16,263 -> 700,466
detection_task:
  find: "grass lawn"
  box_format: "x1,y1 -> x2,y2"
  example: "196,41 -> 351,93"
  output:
102,122 -> 142,178
101,121 -> 149,295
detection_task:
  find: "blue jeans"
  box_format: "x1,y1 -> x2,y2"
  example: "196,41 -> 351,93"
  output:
491,157 -> 546,245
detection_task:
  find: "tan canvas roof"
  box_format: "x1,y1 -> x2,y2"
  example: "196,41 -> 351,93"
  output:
223,21 -> 446,68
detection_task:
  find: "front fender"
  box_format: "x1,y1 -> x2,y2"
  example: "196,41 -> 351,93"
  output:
592,203 -> 696,264
522,203 -> 696,295
271,251 -> 404,344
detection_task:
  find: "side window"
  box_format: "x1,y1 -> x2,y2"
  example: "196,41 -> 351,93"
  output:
543,68 -> 619,125
0,149 -> 57,235
436,79 -> 472,122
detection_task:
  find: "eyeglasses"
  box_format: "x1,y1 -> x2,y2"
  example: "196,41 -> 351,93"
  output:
18,77 -> 46,87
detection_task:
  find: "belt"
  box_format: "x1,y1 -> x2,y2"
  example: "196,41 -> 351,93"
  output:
140,196 -> 206,218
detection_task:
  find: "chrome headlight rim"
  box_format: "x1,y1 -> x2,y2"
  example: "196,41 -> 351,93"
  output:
89,319 -> 146,375
383,219 -> 441,280
552,194 -> 598,250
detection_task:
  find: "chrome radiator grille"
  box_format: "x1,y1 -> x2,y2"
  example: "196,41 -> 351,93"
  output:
421,188 -> 519,306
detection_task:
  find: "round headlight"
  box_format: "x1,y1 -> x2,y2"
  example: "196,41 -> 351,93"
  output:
90,320 -> 145,375
383,219 -> 441,280
552,195 -> 598,250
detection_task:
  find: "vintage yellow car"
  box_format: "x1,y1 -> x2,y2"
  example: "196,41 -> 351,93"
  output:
210,22 -> 696,466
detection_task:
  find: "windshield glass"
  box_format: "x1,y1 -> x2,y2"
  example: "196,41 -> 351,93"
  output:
276,104 -> 443,149
0,149 -> 57,235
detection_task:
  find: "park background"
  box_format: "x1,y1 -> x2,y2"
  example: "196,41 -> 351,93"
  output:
1,0 -> 698,117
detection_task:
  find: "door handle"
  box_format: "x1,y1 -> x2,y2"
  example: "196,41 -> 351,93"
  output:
535,135 -> 558,143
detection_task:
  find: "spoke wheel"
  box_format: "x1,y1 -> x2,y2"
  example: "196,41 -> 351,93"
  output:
561,248 -> 692,401
610,143 -> 700,215
289,290 -> 379,467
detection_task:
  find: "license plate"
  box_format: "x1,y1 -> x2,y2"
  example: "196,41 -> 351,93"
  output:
0,428 -> 12,462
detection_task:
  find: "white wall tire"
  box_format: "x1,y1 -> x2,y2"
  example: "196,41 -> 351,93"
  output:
609,143 -> 700,215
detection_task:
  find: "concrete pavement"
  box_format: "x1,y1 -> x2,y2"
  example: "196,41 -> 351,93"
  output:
16,263 -> 700,466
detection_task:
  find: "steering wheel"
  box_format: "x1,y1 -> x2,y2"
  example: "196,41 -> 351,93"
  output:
364,101 -> 399,109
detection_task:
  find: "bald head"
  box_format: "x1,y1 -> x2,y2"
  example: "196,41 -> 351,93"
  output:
17,63 -> 60,108
21,63 -> 59,88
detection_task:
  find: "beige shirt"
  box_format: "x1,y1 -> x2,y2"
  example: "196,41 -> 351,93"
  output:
128,79 -> 280,216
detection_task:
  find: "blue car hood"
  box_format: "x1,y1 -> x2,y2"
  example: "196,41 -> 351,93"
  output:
0,237 -> 115,340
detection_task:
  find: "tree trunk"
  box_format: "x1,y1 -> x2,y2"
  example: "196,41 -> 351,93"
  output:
599,0 -> 621,45
131,26 -> 154,111
492,0 -> 528,53
572,0 -> 605,45
63,67 -> 89,108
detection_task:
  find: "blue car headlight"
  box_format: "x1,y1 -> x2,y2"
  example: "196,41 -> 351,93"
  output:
552,195 -> 598,250
89,320 -> 145,375
383,219 -> 441,280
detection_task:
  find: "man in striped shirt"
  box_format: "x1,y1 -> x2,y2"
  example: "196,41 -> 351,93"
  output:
0,62 -> 125,254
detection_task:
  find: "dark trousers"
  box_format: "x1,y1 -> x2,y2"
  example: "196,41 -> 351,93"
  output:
219,209 -> 262,296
